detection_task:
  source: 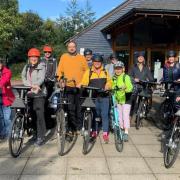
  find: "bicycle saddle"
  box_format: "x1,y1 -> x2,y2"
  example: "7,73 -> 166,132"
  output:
12,85 -> 31,90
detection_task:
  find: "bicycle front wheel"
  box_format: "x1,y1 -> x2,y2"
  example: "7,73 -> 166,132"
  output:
159,101 -> 174,130
164,122 -> 180,168
56,109 -> 66,156
9,114 -> 25,158
114,126 -> 123,152
83,112 -> 93,155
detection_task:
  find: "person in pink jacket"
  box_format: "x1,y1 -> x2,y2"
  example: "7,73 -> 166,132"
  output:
0,59 -> 15,139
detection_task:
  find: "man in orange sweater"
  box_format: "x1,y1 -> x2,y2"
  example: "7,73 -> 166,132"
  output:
57,40 -> 88,132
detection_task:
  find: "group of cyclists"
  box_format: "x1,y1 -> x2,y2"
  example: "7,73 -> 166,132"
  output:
0,39 -> 180,150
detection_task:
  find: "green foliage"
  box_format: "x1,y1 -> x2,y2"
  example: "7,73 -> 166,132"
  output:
0,0 -> 96,79
58,0 -> 95,37
9,62 -> 26,80
0,0 -> 20,57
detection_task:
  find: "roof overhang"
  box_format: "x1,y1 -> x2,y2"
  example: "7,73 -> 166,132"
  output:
102,8 -> 180,33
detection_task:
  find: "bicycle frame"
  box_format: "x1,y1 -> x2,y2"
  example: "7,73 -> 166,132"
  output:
111,94 -> 123,140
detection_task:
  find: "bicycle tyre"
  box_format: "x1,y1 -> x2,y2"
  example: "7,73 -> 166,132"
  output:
159,101 -> 174,130
164,124 -> 180,168
82,112 -> 92,155
9,114 -> 24,158
114,126 -> 123,152
56,109 -> 66,156
136,101 -> 144,130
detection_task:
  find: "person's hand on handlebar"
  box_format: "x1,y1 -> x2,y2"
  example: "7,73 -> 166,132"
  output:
59,79 -> 66,89
31,85 -> 41,94
105,84 -> 111,91
134,78 -> 140,83
176,97 -> 180,102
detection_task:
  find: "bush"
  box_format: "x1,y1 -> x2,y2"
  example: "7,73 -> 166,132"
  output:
9,62 -> 26,80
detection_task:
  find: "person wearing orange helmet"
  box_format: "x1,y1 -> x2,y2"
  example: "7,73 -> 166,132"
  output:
41,45 -> 57,130
22,48 -> 47,146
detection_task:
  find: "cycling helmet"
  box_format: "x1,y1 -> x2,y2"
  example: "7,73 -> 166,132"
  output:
137,51 -> 145,57
84,49 -> 92,56
167,50 -> 176,58
114,61 -> 124,68
28,48 -> 40,57
92,54 -> 103,62
43,45 -> 52,52
109,53 -> 117,59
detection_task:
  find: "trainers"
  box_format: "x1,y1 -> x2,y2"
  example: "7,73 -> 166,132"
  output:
103,132 -> 109,143
91,131 -> 97,138
123,133 -> 129,142
34,138 -> 45,147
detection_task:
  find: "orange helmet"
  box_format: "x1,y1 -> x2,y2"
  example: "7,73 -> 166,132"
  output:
43,45 -> 52,52
28,48 -> 40,57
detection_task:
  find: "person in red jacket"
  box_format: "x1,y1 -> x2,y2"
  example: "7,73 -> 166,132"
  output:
0,59 -> 15,139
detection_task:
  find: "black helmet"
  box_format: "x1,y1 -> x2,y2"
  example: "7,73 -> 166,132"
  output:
84,48 -> 92,56
137,51 -> 145,57
92,54 -> 103,62
168,50 -> 176,58
109,53 -> 117,60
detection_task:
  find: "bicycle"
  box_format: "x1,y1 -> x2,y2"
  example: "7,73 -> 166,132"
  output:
164,108 -> 180,168
9,85 -> 32,158
110,87 -> 124,152
80,86 -> 100,155
135,80 -> 157,130
49,76 -> 78,156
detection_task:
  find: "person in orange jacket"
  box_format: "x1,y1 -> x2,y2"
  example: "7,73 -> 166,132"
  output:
57,40 -> 88,132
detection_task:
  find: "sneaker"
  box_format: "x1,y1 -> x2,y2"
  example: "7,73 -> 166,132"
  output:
103,132 -> 109,143
123,133 -> 129,142
91,131 -> 97,138
34,138 -> 45,147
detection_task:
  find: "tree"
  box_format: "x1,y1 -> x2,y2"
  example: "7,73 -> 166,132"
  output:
57,0 -> 95,38
0,0 -> 20,58
82,0 -> 96,28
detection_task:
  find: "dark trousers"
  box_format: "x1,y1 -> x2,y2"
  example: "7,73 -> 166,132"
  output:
66,87 -> 82,131
32,97 -> 46,139
45,81 -> 55,129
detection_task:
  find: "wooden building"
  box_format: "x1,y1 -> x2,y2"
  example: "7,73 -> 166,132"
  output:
70,0 -> 180,71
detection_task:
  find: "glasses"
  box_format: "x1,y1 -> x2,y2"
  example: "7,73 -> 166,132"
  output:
44,51 -> 51,54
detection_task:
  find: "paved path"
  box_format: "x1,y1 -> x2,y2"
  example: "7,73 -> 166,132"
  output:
0,126 -> 180,180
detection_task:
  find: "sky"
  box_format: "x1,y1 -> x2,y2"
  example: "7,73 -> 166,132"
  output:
18,0 -> 125,20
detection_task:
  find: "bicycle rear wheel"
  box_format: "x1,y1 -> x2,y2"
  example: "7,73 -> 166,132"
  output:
136,101 -> 145,130
9,114 -> 24,158
164,121 -> 180,168
114,126 -> 123,152
83,112 -> 93,155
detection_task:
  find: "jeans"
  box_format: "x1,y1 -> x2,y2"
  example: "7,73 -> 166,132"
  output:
0,105 -> 4,136
93,97 -> 109,133
0,106 -> 11,137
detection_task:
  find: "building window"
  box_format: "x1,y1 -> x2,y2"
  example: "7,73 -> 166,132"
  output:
115,32 -> 129,47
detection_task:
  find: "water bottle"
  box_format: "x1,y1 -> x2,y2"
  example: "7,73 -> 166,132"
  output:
52,95 -> 58,109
